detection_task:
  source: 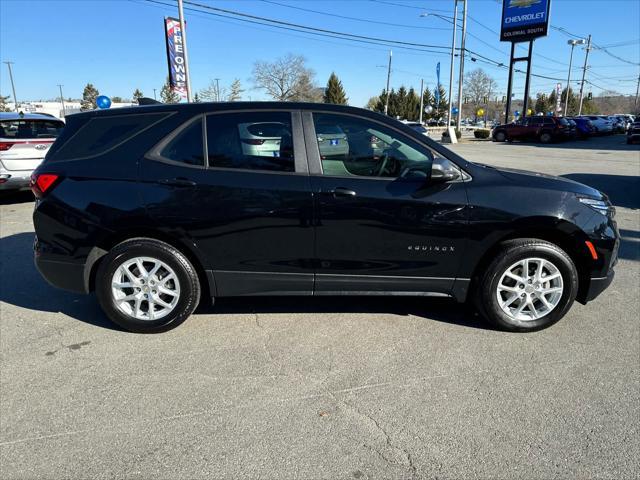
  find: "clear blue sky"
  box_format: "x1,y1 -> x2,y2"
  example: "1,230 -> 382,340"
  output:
1,0 -> 638,107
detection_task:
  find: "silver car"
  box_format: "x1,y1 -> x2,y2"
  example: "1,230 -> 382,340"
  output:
238,122 -> 289,157
0,112 -> 64,190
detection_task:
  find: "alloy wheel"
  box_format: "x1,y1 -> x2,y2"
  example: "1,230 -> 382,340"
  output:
496,257 -> 564,322
111,256 -> 181,321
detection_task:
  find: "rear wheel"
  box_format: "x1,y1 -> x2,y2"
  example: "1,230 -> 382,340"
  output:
494,131 -> 507,142
96,238 -> 201,333
539,131 -> 553,143
475,239 -> 578,331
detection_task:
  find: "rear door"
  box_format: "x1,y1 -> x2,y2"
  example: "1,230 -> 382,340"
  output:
303,111 -> 469,296
0,118 -> 64,171
140,109 -> 315,296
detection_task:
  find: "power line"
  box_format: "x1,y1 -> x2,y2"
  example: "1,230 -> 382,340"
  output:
260,0 -> 450,31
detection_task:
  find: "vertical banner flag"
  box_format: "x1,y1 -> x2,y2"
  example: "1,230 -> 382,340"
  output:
555,83 -> 562,113
164,17 -> 188,100
434,62 -> 441,104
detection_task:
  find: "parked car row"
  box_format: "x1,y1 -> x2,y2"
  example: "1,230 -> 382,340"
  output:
491,114 -> 636,144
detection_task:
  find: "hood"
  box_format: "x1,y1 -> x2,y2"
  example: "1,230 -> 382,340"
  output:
480,164 -> 606,200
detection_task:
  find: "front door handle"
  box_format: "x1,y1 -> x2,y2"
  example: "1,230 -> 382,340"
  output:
332,187 -> 357,198
158,178 -> 197,187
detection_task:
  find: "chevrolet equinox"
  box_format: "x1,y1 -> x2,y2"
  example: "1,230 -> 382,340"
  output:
31,102 -> 619,333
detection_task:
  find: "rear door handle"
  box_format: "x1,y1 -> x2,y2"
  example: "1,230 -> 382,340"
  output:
158,178 -> 197,187
332,187 -> 357,198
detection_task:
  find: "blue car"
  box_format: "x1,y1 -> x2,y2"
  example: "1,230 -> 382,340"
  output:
568,117 -> 595,140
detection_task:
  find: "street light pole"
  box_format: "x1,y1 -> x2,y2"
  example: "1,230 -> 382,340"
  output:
215,78 -> 221,101
384,50 -> 392,115
455,0 -> 467,131
57,84 -> 66,117
564,39 -> 584,117
153,88 -> 157,100
419,78 -> 424,124
577,34 -> 592,116
447,1 -> 458,130
177,0 -> 193,102
3,61 -> 19,112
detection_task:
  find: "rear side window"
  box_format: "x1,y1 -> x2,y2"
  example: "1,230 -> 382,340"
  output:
55,112 -> 170,160
0,120 -> 64,139
160,118 -> 204,166
206,112 -> 294,172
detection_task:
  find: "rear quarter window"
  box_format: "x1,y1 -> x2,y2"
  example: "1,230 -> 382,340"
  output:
54,112 -> 171,160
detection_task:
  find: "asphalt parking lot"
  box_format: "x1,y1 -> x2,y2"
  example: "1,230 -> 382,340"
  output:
1,135 -> 638,479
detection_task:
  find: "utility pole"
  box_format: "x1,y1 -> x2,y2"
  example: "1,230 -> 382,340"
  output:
215,78 -> 221,101
384,50 -> 392,115
634,74 -> 640,113
419,78 -> 424,124
455,0 -> 467,131
447,1 -> 458,132
153,88 -> 157,100
3,61 -> 18,112
577,34 -> 592,116
57,84 -> 66,117
177,0 -> 193,102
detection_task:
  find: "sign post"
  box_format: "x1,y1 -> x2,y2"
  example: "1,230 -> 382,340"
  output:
500,0 -> 551,121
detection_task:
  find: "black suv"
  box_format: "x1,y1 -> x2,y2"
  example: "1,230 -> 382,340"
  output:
32,102 -> 618,333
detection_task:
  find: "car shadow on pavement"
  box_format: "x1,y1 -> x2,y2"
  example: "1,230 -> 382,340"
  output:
493,137 -> 638,152
0,231 -> 491,332
561,173 -> 640,210
619,229 -> 640,262
0,191 -> 34,205
0,232 -> 121,331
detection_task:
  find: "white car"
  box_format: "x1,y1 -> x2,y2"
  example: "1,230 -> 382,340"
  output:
0,112 -> 64,191
238,122 -> 290,157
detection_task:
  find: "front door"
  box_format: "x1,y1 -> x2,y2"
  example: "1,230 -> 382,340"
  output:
304,112 -> 469,296
140,110 -> 315,296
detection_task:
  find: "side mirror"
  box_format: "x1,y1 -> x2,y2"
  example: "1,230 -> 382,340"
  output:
430,165 -> 460,183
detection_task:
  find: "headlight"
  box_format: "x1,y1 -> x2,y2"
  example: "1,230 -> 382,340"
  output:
579,197 -> 610,215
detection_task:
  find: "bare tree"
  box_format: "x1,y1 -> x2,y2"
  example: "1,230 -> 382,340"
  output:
199,79 -> 226,102
463,68 -> 498,113
252,54 -> 318,101
227,79 -> 244,101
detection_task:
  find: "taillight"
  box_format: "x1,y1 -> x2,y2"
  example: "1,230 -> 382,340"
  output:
241,139 -> 266,145
0,142 -> 15,151
30,173 -> 60,198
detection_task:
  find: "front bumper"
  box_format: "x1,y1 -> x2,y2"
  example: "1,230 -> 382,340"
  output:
582,269 -> 615,303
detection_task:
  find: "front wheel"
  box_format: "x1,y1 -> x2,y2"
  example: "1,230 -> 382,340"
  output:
539,132 -> 553,143
494,131 -> 507,142
96,238 -> 201,333
475,239 -> 578,331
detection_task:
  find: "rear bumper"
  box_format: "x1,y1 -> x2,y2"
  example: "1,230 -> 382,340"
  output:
0,170 -> 32,190
35,254 -> 87,294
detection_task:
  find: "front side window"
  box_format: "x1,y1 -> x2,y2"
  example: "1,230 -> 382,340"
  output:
206,112 -> 294,172
312,113 -> 431,178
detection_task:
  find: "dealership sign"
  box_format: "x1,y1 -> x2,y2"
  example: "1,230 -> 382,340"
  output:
500,0 -> 551,42
164,17 -> 188,99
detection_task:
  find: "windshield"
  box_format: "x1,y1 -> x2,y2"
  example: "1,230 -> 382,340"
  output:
0,119 -> 64,139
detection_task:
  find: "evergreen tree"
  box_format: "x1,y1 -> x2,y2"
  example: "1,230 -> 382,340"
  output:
160,78 -> 181,104
323,72 -> 348,105
132,89 -> 144,104
405,87 -> 419,121
80,83 -> 99,111
534,93 -> 551,115
111,96 -> 123,103
394,86 -> 407,118
561,87 -> 578,115
193,92 -> 201,103
548,89 -> 558,115
0,94 -> 11,112
421,88 -> 434,120
374,89 -> 388,113
387,88 -> 400,117
227,79 -> 244,101
433,85 -> 449,120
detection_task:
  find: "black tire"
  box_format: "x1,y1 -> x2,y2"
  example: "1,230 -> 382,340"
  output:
475,239 -> 578,332
539,131 -> 553,144
96,238 -> 201,333
494,130 -> 507,142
